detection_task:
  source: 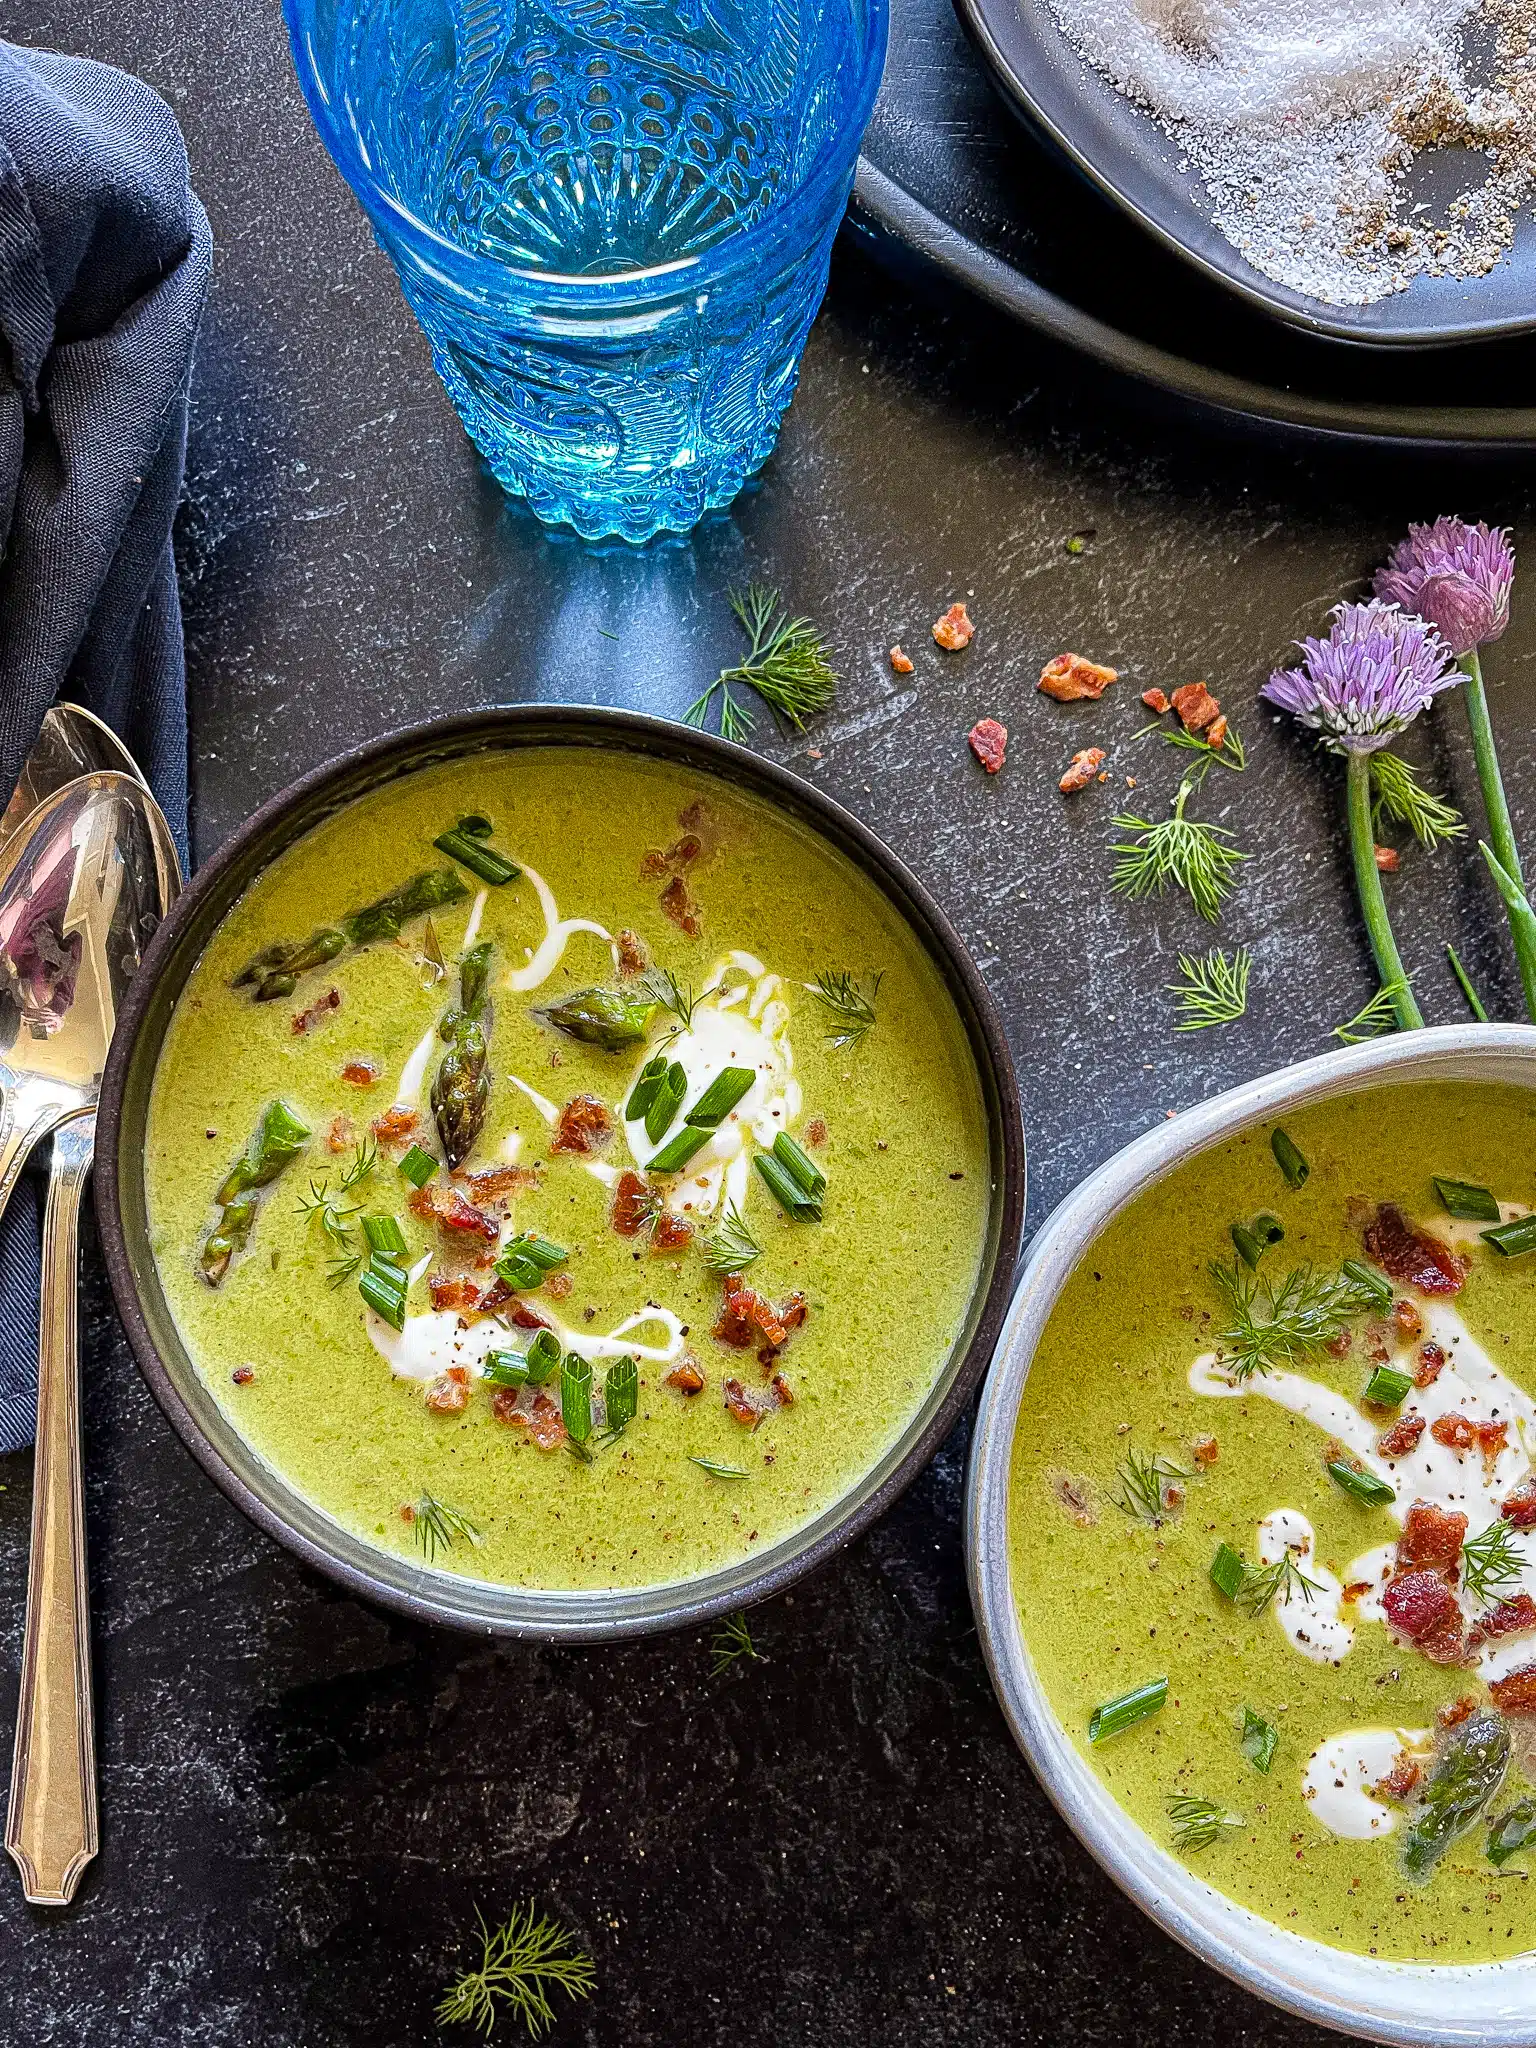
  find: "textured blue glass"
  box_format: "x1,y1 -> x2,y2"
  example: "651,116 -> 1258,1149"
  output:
284,0 -> 887,541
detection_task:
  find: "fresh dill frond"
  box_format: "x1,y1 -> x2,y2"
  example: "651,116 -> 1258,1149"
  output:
1168,946 -> 1250,1031
805,968 -> 882,1049
339,1138 -> 378,1191
1110,770 -> 1247,923
436,1902 -> 596,2039
1112,1446 -> 1193,1526
1166,1794 -> 1243,1854
1238,1549 -> 1324,1616
1334,979 -> 1409,1044
296,1176 -> 361,1246
1145,719 -> 1248,773
1447,944 -> 1491,1023
326,1250 -> 363,1289
1463,1521 -> 1527,1606
685,583 -> 838,738
700,1201 -> 763,1275
1369,750 -> 1465,851
709,1610 -> 766,1680
412,1492 -> 482,1563
1210,1260 -> 1380,1381
637,965 -> 697,1029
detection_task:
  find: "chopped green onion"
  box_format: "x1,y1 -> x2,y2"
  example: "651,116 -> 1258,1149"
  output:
504,1233 -> 566,1271
457,813 -> 493,839
482,1349 -> 529,1388
605,1358 -> 638,1434
645,1062 -> 687,1144
649,1124 -> 713,1173
689,1456 -> 748,1479
1230,1211 -> 1284,1271
397,1143 -> 436,1189
1271,1128 -> 1309,1189
1327,1460 -> 1395,1508
685,1066 -> 756,1128
432,827 -> 520,885
363,1213 -> 408,1257
1488,1798 -> 1536,1867
1482,1213 -> 1536,1258
359,1265 -> 406,1330
1239,1707 -> 1279,1775
495,1250 -> 544,1291
1340,1258 -> 1392,1311
626,1054 -> 668,1123
1433,1176 -> 1501,1222
1209,1542 -> 1247,1601
755,1152 -> 821,1220
1363,1364 -> 1414,1409
524,1329 -> 561,1386
561,1353 -> 593,1445
1088,1677 -> 1168,1744
773,1131 -> 827,1199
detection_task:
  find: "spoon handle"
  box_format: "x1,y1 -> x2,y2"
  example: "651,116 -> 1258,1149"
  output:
6,1111 -> 98,1905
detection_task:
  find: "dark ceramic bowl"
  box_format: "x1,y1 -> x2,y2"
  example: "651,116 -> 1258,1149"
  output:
97,707 -> 1026,1639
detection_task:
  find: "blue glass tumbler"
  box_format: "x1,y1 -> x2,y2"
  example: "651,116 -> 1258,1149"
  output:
284,0 -> 888,541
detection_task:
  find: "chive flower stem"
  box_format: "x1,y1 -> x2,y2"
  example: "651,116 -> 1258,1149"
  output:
1345,752 -> 1423,1031
1461,649 -> 1536,1020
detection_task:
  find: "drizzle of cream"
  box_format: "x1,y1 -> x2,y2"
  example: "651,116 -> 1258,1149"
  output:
368,1299 -> 685,1381
461,888 -> 488,950
507,1072 -> 559,1123
504,861 -> 615,993
1302,1728 -> 1431,1840
396,1024 -> 439,1108
1256,1509 -> 1353,1664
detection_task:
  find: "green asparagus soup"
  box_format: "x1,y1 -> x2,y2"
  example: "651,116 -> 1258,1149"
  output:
145,746 -> 992,1593
1011,1082 -> 1536,1963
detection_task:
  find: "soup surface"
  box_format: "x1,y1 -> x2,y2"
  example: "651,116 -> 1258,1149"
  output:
1011,1081 -> 1536,1962
146,747 -> 991,1593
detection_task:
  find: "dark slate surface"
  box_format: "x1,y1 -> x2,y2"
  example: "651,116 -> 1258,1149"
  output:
5,4 -> 1536,2044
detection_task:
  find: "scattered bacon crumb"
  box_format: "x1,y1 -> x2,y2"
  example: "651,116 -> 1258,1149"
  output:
805,1117 -> 828,1148
546,1272 -> 573,1300
1205,715 -> 1229,751
489,1386 -> 521,1425
968,718 -> 1007,774
1469,1594 -> 1536,1651
1397,1502 -> 1468,1582
666,833 -> 702,869
1191,1435 -> 1219,1468
1431,1412 -> 1477,1453
651,1211 -> 693,1254
715,1280 -> 788,1351
1382,1570 -> 1466,1664
889,645 -> 914,674
1343,1580 -> 1374,1603
1392,1299 -> 1423,1341
640,849 -> 670,880
1490,1663 -> 1536,1715
1477,1419 -> 1510,1473
1140,687 -> 1170,714
552,1094 -> 614,1155
779,1292 -> 808,1331
616,928 -> 648,975
1437,1695 -> 1478,1729
771,1372 -> 794,1406
457,1163 -> 541,1204
1058,746 -> 1106,794
371,1105 -> 418,1148
1051,1473 -> 1097,1526
1374,1751 -> 1423,1803
611,1170 -> 655,1237
501,1390 -> 566,1449
933,603 -> 974,651
425,1372 -> 470,1415
723,1376 -> 775,1427
1325,1329 -> 1353,1358
1416,1341 -> 1447,1387
1363,1204 -> 1467,1295
409,1182 -> 499,1243
430,1274 -> 482,1312
326,1114 -> 353,1154
399,1503 -> 416,1524
1375,845 -> 1400,873
342,1057 -> 379,1087
1502,1479 -> 1536,1529
1170,680 -> 1221,732
664,1358 -> 705,1395
292,987 -> 341,1035
1378,1414 -> 1426,1458
231,1366 -> 254,1385
660,873 -> 700,935
1038,651 -> 1117,701
507,1301 -> 551,1331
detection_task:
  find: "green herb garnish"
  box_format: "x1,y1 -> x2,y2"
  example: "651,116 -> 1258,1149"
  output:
805,969 -> 882,1050
1209,1542 -> 1246,1601
1169,946 -> 1250,1031
296,1175 -> 361,1247
362,1212 -> 408,1258
1110,767 -> 1247,924
1238,1549 -> 1323,1616
325,1250 -> 363,1289
1462,1520 -> 1527,1606
774,1132 -> 825,1199
411,1492 -> 481,1561
636,965 -> 697,1030
398,1142 -> 436,1189
1340,1257 -> 1392,1311
524,1329 -> 561,1387
1488,1798 -> 1536,1867
561,1353 -> 593,1448
433,819 -> 521,886
686,1066 -> 756,1128
1088,1678 -> 1167,1744
685,583 -> 838,741
1166,1794 -> 1243,1853
625,1054 -> 669,1125
339,1138 -> 376,1191
233,869 -> 467,1001
359,1257 -> 408,1330
436,1901 -> 596,2039
1403,1711 -> 1510,1880
645,1061 -> 687,1144
1326,1460 -> 1395,1508
1239,1707 -> 1279,1774
495,1234 -> 567,1292
1149,719 -> 1247,773
603,1358 -> 638,1437
1482,1213 -> 1536,1258
1363,1364 -> 1414,1409
1210,1260 -> 1380,1381
1334,979 -> 1410,1044
1432,1176 -> 1500,1222
1113,1447 -> 1191,1526
755,1135 -> 824,1221
649,1124 -> 713,1173
200,1101 -> 310,1284
1369,750 -> 1465,850
709,1610 -> 765,1679
1447,943 -> 1491,1023
1230,1211 -> 1283,1271
1270,1127 -> 1309,1189
482,1349 -> 529,1389
690,1456 -> 748,1479
700,1201 -> 762,1275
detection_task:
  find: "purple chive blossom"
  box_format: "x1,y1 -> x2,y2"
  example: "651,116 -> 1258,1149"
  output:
1261,600 -> 1460,754
1373,516 -> 1514,656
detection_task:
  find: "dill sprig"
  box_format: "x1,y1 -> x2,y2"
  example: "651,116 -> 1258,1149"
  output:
637,964 -> 697,1030
1334,979 -> 1410,1044
685,583 -> 838,740
411,1493 -> 482,1563
436,1902 -> 596,2039
1112,1446 -> 1192,1526
1110,769 -> 1247,923
1210,1259 -> 1380,1381
296,1175 -> 361,1246
700,1201 -> 762,1276
805,968 -> 882,1050
339,1137 -> 377,1191
1144,719 -> 1248,773
1166,1794 -> 1243,1853
1238,1549 -> 1324,1616
1369,750 -> 1465,851
1168,947 -> 1250,1031
709,1610 -> 766,1680
1447,944 -> 1490,1023
1463,1520 -> 1527,1606
326,1249 -> 363,1289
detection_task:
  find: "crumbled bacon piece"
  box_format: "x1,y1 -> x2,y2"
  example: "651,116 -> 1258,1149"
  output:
507,1301 -> 551,1331
457,1163 -> 541,1203
1373,1751 -> 1423,1803
425,1372 -> 470,1415
326,1114 -> 353,1154
1038,651 -> 1116,701
616,928 -> 648,975
430,1274 -> 483,1312
933,603 -> 974,651
666,833 -> 702,869
502,1389 -> 566,1449
1397,1501 -> 1468,1582
1393,1298 -> 1423,1340
889,644 -> 914,674
1325,1330 -> 1353,1359
968,718 -> 1007,774
1363,1204 -> 1466,1295
651,1211 -> 693,1254
292,986 -> 341,1035
1468,1593 -> 1536,1650
1431,1412 -> 1477,1452
664,1358 -> 705,1395
1490,1663 -> 1536,1715
409,1182 -> 499,1243
771,1372 -> 794,1407
1191,1435 -> 1219,1468
1502,1479 -> 1536,1529
371,1105 -> 419,1148
723,1376 -> 774,1428
231,1366 -> 255,1386
714,1284 -> 785,1352
342,1057 -> 379,1086
1343,1580 -> 1374,1603
490,1386 -> 521,1424
552,1095 -> 614,1155
1382,1570 -> 1466,1664
660,874 -> 700,935
1205,715 -> 1229,751
1477,1419 -> 1510,1472
1058,747 -> 1106,794
1416,1341 -> 1447,1387
546,1271 -> 572,1300
1140,687 -> 1170,714
805,1117 -> 828,1148
778,1292 -> 808,1331
1437,1694 -> 1478,1729
1051,1473 -> 1096,1526
1375,845 -> 1400,873
1377,1413 -> 1426,1458
1170,680 -> 1221,732
640,849 -> 670,880
612,1170 -> 655,1236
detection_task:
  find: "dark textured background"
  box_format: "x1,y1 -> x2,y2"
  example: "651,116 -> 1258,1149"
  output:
5,3 -> 1536,2042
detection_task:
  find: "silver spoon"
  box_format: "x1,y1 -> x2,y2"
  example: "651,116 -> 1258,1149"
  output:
2,772 -> 179,1904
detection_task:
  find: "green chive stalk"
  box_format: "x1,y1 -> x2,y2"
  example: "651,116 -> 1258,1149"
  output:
1346,753 -> 1423,1031
1462,648 -> 1536,1019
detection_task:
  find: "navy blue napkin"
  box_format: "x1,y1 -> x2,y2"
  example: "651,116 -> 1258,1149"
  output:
0,41 -> 210,1453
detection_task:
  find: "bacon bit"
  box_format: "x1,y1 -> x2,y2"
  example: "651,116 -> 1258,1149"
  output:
612,1170 -> 655,1237
425,1372 -> 470,1415
1059,746 -> 1106,794
489,1386 -> 521,1424
1373,1751 -> 1423,1803
1416,1341 -> 1447,1387
1363,1204 -> 1467,1295
889,644 -> 914,674
640,849 -> 670,880
616,928 -> 648,975
665,833 -> 702,870
231,1365 -> 255,1385
326,1114 -> 353,1154
552,1095 -> 614,1155
1377,1414 -> 1427,1458
1375,845 -> 1400,873
723,1376 -> 774,1428
507,1301 -> 551,1331
1477,1419 -> 1510,1473
1490,1663 -> 1536,1715
1382,1570 -> 1466,1664
371,1105 -> 419,1148
1431,1412 -> 1477,1453
457,1163 -> 541,1204
501,1389 -> 566,1449
1140,687 -> 1171,714
1438,1694 -> 1478,1729
651,1211 -> 693,1254
1393,1298 -> 1424,1341
968,718 -> 1008,774
933,603 -> 974,651
1502,1479 -> 1536,1528
1343,1581 -> 1374,1603
545,1271 -> 573,1300
664,1358 -> 705,1394
715,1281 -> 788,1352
1468,1594 -> 1536,1651
1170,680 -> 1221,732
1038,651 -> 1116,701
399,1503 -> 416,1524
291,986 -> 341,1034
660,873 -> 700,935
1205,715 -> 1229,751
1398,1501 -> 1468,1581
1191,1435 -> 1219,1468
771,1372 -> 794,1406
805,1117 -> 828,1148
430,1274 -> 483,1312
1325,1329 -> 1353,1359
342,1057 -> 379,1087
409,1182 -> 499,1243
1052,1473 -> 1097,1527
779,1292 -> 808,1331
